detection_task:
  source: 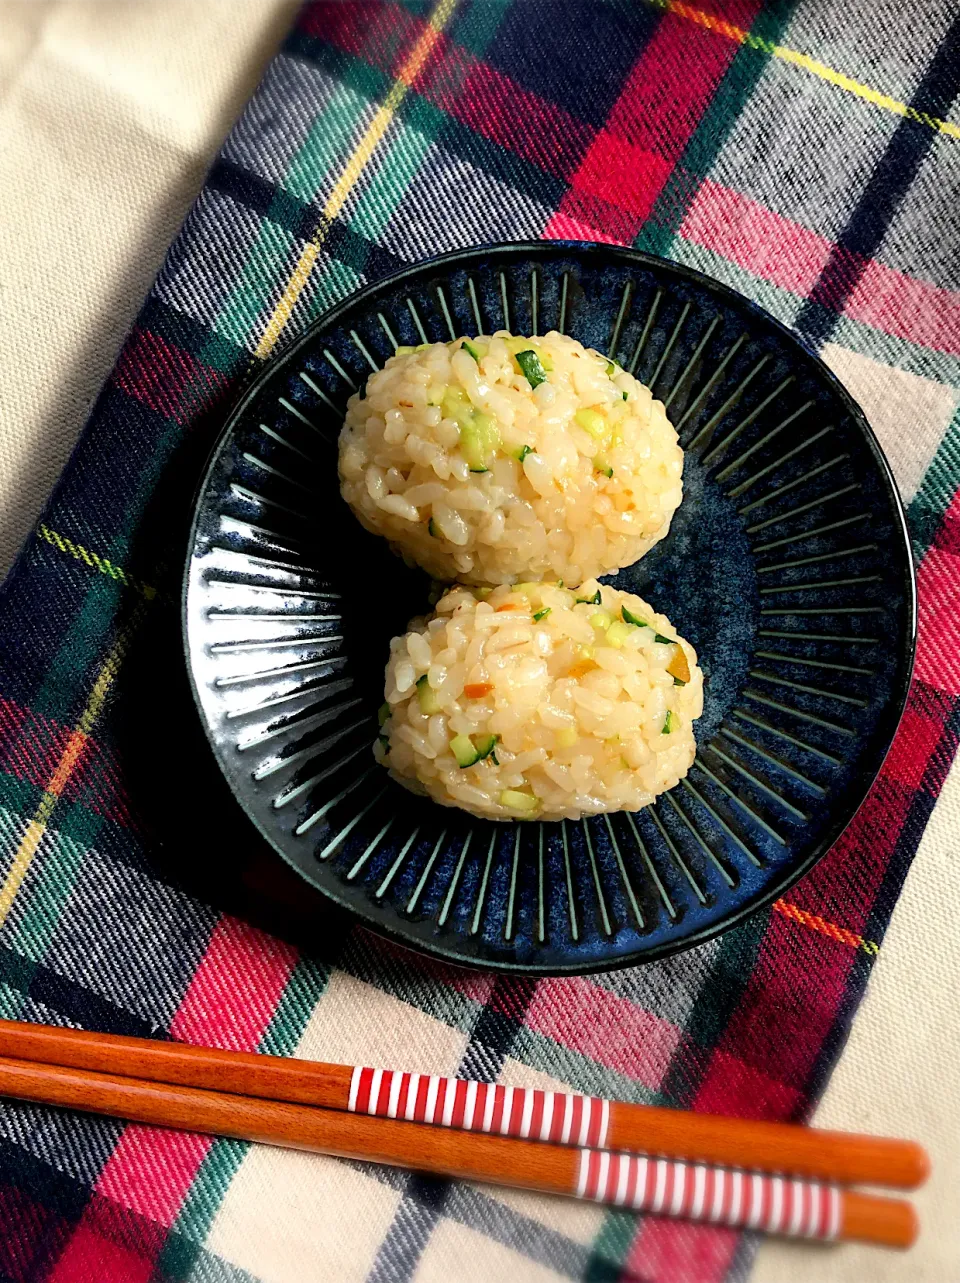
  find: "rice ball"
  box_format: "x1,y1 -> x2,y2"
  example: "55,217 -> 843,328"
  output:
378,580 -> 702,822
338,333 -> 683,586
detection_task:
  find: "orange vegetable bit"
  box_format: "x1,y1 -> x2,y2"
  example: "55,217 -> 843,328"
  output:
464,683 -> 494,699
666,647 -> 690,684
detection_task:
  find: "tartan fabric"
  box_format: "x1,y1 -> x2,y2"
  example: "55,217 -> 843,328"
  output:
1,1 -> 959,1280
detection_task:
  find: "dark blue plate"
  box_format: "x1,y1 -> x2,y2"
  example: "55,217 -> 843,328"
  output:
182,243 -> 915,973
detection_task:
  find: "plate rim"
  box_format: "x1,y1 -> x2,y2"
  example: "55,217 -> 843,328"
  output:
181,240 -> 918,974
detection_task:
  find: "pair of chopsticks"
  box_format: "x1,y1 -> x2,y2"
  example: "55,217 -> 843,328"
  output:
0,1020 -> 925,1247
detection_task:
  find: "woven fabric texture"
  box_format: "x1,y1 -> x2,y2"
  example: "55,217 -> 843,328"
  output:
1,3 -> 959,1282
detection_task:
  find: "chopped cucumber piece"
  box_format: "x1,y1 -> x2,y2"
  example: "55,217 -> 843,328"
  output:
576,588 -> 602,605
462,339 -> 481,362
662,710 -> 675,735
533,607 -> 551,622
622,390 -> 629,401
589,611 -> 612,630
507,338 -> 551,369
512,444 -> 534,462
593,456 -> 613,478
459,410 -> 500,472
574,407 -> 607,438
428,517 -> 439,537
621,606 -> 652,628
377,702 -> 391,727
673,675 -> 686,686
500,789 -> 539,813
450,732 -> 498,768
604,620 -> 632,649
451,734 -> 480,767
516,349 -> 548,388
416,675 -> 442,715
377,734 -> 390,753
556,727 -> 578,748
654,633 -> 674,645
442,385 -> 471,421
395,345 -> 415,356
475,586 -> 493,599
605,360 -> 616,376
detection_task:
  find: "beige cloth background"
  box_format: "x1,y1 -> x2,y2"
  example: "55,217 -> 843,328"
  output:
0,4 -> 956,1280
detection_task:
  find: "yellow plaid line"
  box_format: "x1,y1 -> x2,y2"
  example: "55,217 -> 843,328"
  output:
646,0 -> 960,139
38,524 -> 158,601
0,630 -> 130,927
255,0 -> 458,360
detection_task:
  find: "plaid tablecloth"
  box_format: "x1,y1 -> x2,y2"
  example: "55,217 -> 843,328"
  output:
1,2 -> 959,1281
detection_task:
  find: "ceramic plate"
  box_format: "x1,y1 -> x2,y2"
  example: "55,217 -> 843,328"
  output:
183,243 -> 915,973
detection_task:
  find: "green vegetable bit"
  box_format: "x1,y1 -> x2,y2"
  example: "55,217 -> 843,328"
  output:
574,407 -> 607,438
621,606 -> 652,628
662,710 -> 675,735
513,444 -> 534,462
605,360 -> 616,375
533,607 -> 551,622
450,732 -> 499,768
377,733 -> 390,753
462,413 -> 500,471
450,734 -> 479,767
515,349 -> 548,388
377,702 -> 391,727
622,390 -> 629,401
428,517 -> 439,537
500,789 -> 539,813
416,674 -> 443,715
463,339 -> 481,362
654,633 -> 674,645
673,676 -> 687,686
577,589 -> 602,605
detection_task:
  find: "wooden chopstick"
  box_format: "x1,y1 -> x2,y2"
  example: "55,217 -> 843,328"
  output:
0,1019 -> 928,1190
0,1054 -> 917,1248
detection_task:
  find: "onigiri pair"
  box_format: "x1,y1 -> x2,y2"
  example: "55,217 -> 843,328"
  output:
338,332 -> 702,822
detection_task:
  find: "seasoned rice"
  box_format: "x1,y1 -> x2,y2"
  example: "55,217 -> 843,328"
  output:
338,332 -> 683,586
378,579 -> 702,822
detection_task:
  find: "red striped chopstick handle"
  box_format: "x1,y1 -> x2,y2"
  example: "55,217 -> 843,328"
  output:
346,1066 -> 928,1191
577,1150 -> 840,1239
0,1055 -> 916,1246
349,1065 -> 610,1147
